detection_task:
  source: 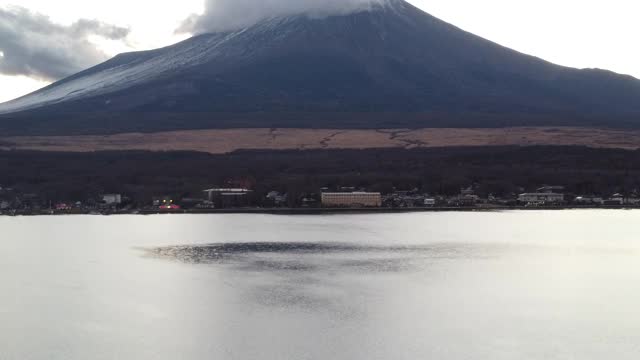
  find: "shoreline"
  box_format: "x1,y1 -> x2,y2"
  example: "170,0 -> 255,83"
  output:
1,205 -> 638,216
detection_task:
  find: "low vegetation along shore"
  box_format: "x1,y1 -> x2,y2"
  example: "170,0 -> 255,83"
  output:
3,127 -> 640,154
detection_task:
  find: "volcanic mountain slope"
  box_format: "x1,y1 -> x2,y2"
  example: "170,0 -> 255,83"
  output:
1,0 -> 640,135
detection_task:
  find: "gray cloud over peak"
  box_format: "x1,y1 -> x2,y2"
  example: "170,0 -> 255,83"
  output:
0,6 -> 130,81
178,0 -> 393,34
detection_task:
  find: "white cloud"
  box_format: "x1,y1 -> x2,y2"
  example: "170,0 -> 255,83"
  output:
178,0 -> 394,34
0,6 -> 130,80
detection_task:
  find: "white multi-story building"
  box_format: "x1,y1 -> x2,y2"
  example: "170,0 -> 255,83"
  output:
575,196 -> 604,205
102,194 -> 122,205
424,198 -> 436,206
321,192 -> 382,208
518,193 -> 564,204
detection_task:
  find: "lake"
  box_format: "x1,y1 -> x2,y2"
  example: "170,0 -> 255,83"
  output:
1,211 -> 640,359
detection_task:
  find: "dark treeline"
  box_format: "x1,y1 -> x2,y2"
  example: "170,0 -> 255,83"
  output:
1,146 -> 640,205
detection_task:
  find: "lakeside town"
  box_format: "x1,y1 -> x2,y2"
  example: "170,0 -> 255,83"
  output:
1,183 -> 639,216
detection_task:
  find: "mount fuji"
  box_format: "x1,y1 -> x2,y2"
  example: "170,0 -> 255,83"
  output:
1,0 -> 640,135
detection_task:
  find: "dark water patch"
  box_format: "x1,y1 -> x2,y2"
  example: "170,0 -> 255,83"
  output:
238,259 -> 318,272
144,242 -> 367,264
143,242 -> 506,266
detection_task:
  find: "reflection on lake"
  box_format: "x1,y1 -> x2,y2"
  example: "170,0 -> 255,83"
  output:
2,211 -> 640,359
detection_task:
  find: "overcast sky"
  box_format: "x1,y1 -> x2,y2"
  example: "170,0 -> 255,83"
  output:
0,0 -> 638,103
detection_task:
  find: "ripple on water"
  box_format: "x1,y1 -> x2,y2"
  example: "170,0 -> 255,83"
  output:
143,241 -> 503,270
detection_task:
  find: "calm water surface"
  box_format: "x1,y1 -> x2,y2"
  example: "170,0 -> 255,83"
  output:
1,211 -> 640,359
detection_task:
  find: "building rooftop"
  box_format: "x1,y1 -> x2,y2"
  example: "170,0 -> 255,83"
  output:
203,188 -> 252,193
322,192 -> 381,195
